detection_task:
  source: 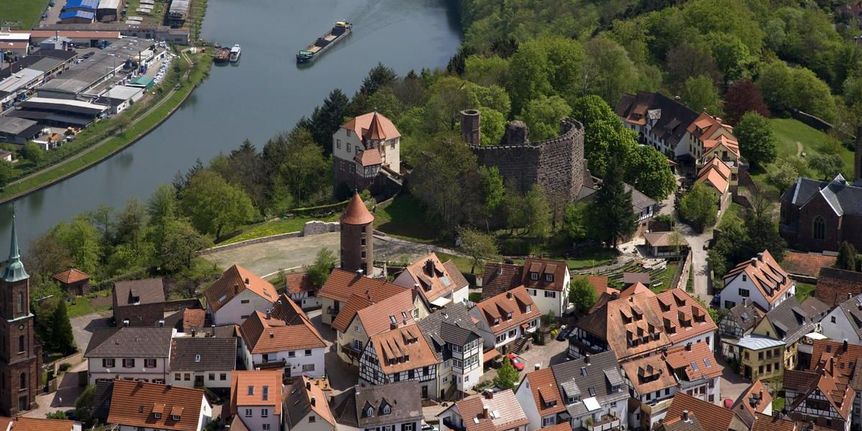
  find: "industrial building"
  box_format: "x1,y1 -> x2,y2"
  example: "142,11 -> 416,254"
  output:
0,118 -> 42,145
96,0 -> 123,22
168,0 -> 191,27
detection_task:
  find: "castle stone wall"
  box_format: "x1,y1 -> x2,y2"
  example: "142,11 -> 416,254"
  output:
471,119 -> 586,204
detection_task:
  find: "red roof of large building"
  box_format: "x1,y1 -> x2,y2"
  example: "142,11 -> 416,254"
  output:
52,268 -> 89,284
343,112 -> 400,140
475,286 -> 541,335
724,250 -> 794,306
205,264 -> 278,313
108,380 -> 207,431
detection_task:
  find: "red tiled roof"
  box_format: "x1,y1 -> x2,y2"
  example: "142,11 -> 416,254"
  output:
664,342 -> 722,381
732,379 -> 772,423
400,252 -> 468,304
285,272 -> 314,295
52,268 -> 89,284
724,250 -> 794,306
481,263 -> 523,299
781,252 -> 836,278
11,417 -> 77,431
476,286 -> 540,335
108,381 -> 206,431
205,265 -> 278,313
751,413 -> 796,431
341,193 -> 374,225
521,258 -> 568,292
230,370 -> 283,415
182,308 -> 205,333
343,112 -> 400,140
369,324 -> 439,374
522,368 -> 566,417
450,390 -> 528,431
239,311 -> 326,354
666,393 -> 743,431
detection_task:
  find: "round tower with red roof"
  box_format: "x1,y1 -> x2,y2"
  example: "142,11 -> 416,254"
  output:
340,193 -> 374,275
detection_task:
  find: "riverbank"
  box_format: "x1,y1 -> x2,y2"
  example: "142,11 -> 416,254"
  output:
0,52 -> 213,204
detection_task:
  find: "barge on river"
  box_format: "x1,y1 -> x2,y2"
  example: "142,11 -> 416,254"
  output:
296,21 -> 351,64
213,46 -> 230,63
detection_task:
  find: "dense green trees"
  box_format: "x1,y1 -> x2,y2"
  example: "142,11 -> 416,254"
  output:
459,227 -> 498,273
569,277 -> 597,313
308,249 -> 338,287
521,95 -> 572,140
678,183 -> 718,233
180,170 -> 256,241
808,153 -> 845,180
735,113 -> 778,171
589,159 -> 636,248
837,242 -> 858,271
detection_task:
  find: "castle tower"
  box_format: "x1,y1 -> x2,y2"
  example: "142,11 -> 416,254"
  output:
340,193 -> 374,275
0,214 -> 39,415
460,109 -> 481,145
362,112 -> 386,149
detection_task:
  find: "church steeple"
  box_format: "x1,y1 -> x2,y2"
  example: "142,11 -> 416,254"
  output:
2,212 -> 28,283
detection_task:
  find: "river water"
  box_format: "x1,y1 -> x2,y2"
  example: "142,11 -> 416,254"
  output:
1,0 -> 461,252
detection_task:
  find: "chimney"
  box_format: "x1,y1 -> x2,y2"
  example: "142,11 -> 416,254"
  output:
266,309 -> 271,319
269,331 -> 274,338
844,339 -> 849,352
460,109 -> 481,145
534,364 -> 541,371
506,292 -> 513,299
311,397 -> 316,407
211,324 -> 216,337
123,319 -> 130,327
682,410 -> 689,422
244,277 -> 250,285
356,269 -> 364,276
191,329 -> 196,338
158,320 -> 165,327
483,389 -> 493,399
685,343 -> 692,351
584,354 -> 590,365
306,381 -> 312,391
482,408 -> 490,419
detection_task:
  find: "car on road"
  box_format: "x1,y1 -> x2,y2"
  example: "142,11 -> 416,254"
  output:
506,353 -> 526,371
421,422 -> 438,431
556,325 -> 573,341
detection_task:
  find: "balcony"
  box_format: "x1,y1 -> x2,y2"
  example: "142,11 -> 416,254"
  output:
586,414 -> 622,431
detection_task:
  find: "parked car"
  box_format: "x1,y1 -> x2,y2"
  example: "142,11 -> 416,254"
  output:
556,325 -> 573,341
421,422 -> 438,431
506,353 -> 526,371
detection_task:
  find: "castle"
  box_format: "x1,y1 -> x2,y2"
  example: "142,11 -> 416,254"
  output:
461,110 -> 589,207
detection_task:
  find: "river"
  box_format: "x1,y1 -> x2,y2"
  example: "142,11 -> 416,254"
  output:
0,0 -> 461,253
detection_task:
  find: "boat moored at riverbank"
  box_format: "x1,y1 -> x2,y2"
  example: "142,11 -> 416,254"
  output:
229,44 -> 241,62
296,21 -> 351,64
214,46 -> 230,63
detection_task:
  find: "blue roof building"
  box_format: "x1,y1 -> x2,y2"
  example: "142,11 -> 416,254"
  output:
59,9 -> 95,22
64,0 -> 99,11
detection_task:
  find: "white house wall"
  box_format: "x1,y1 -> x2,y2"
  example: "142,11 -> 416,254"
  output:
213,290 -> 275,326
820,309 -> 862,345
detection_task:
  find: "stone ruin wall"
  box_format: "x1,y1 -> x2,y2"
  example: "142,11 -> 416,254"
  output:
470,119 -> 586,203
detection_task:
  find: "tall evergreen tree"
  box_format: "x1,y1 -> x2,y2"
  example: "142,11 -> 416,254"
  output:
590,159 -> 636,248
51,301 -> 76,355
837,241 -> 858,271
310,89 -> 349,153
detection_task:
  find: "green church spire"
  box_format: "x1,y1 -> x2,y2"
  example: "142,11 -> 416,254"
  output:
3,211 -> 28,283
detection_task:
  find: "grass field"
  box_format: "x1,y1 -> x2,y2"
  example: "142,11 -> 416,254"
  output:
222,214 -> 338,245
374,194 -> 437,243
4,0 -> 49,29
68,290 -> 112,318
795,282 -> 817,301
754,118 -> 855,193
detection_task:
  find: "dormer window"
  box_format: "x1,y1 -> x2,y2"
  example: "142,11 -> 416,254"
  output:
153,413 -> 162,419
493,318 -> 500,325
526,305 -> 531,312
530,272 -> 539,281
382,404 -> 391,415
247,386 -> 254,396
366,407 -> 374,417
545,274 -> 554,282
506,312 -> 513,320
194,354 -> 201,363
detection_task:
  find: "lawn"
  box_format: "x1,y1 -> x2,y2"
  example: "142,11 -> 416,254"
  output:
374,194 -> 437,243
795,281 -> 817,301
5,0 -> 49,29
753,118 -> 855,194
436,252 -> 477,275
566,248 -> 618,270
652,261 -> 680,293
222,214 -> 338,245
67,290 -> 112,318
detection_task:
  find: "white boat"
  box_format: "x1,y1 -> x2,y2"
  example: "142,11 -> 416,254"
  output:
229,44 -> 241,62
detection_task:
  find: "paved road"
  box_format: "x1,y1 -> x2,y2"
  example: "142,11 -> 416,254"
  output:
71,311 -> 111,353
203,232 -> 460,277
657,191 -> 712,301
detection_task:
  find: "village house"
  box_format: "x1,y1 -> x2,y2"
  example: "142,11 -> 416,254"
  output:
112,278 -> 165,327
51,268 -> 90,297
545,351 -> 628,431
572,285 -> 716,362
664,393 -> 749,431
515,367 -> 567,430
107,380 -> 212,431
227,370 -> 283,431
780,173 -> 862,252
622,343 -> 722,429
643,231 -> 687,258
0,417 -> 81,431
806,340 -> 862,429
719,301 -> 766,342
615,92 -> 699,158
333,287 -> 418,365
721,250 -> 796,311
481,258 -> 571,317
332,112 -> 401,191
284,377 -> 337,431
578,181 -> 659,224
205,264 -> 279,326
439,389 -> 529,431
722,296 -> 827,379
285,272 -> 320,310
168,336 -> 236,389
815,267 -> 862,307
238,309 -> 326,378
821,293 -> 862,344
784,365 -> 855,431
359,324 -> 441,399
695,156 -> 733,212
470,286 -> 541,354
84,327 -> 174,385
319,269 -> 412,326
685,112 -> 740,174
417,303 -> 484,398
394,252 -> 470,310
330,382 -> 422,431
730,380 -> 773,428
